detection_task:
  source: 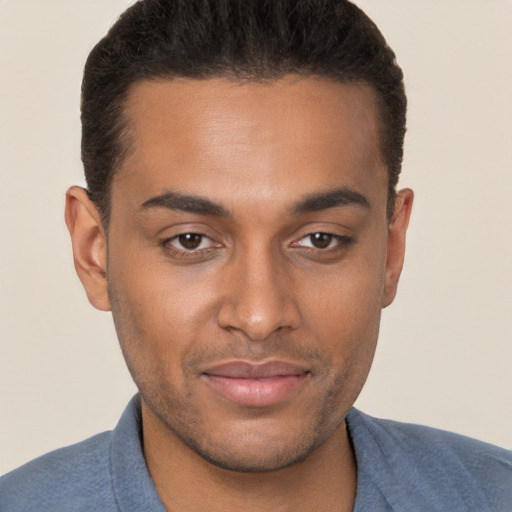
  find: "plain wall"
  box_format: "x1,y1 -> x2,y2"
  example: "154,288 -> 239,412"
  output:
1,0 -> 511,475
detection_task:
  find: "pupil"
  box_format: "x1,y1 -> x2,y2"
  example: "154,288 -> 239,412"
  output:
179,234 -> 202,250
311,233 -> 332,249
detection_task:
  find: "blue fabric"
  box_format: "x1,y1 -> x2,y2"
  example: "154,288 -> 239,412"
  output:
2,395 -> 511,511
347,410 -> 512,511
1,396 -> 165,512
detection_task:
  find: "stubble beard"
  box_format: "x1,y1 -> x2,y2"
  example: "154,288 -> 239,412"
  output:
108,278 -> 371,474
138,373 -> 351,474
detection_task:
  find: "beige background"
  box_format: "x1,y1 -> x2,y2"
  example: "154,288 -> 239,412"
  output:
1,0 -> 511,475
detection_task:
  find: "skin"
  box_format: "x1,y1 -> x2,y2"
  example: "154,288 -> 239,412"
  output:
65,76 -> 413,512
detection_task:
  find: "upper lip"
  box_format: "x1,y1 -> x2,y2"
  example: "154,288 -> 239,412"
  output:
202,360 -> 309,379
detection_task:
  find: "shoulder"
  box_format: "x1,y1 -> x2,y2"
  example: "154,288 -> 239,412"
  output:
1,431 -> 118,512
349,408 -> 512,464
347,408 -> 512,512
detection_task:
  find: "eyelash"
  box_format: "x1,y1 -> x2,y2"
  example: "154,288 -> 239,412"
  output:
294,233 -> 354,252
161,231 -> 354,261
161,233 -> 218,259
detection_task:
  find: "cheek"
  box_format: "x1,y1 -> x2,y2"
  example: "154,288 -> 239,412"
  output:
295,240 -> 386,372
299,249 -> 386,335
107,254 -> 218,374
305,273 -> 383,413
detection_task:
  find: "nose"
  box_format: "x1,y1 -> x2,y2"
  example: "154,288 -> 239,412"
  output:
217,248 -> 301,341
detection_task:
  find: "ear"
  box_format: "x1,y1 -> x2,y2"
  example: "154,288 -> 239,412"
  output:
381,188 -> 414,308
65,186 -> 111,311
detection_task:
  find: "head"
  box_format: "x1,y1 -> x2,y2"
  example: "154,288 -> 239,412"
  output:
67,0 -> 413,474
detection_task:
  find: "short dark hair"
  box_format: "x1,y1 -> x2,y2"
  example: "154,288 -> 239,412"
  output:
81,0 -> 406,226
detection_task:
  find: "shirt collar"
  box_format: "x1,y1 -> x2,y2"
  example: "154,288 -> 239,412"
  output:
110,394 -> 167,512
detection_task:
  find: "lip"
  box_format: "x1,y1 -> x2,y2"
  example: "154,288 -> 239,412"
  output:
200,360 -> 310,407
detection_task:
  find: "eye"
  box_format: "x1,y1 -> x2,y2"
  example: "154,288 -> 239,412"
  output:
296,232 -> 351,250
303,233 -> 335,249
164,233 -> 216,252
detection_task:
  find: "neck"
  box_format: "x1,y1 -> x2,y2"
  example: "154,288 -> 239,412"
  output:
142,401 -> 357,512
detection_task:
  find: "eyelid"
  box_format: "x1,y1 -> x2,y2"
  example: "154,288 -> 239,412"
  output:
155,221 -> 223,247
157,225 -> 353,262
159,230 -> 225,263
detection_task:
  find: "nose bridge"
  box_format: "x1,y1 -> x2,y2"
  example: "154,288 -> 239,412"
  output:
217,242 -> 300,340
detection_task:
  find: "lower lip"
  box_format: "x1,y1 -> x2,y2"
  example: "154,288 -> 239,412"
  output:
201,373 -> 308,407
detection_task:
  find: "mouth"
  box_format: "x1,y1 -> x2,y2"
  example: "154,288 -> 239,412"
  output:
200,360 -> 310,407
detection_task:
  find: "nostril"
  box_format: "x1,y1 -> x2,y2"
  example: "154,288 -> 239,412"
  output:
217,296 -> 301,341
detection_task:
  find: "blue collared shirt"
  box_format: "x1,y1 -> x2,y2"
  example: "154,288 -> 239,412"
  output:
2,395 -> 511,511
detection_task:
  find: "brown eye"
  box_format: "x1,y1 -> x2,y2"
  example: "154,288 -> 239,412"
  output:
292,232 -> 353,252
177,233 -> 204,250
162,232 -> 222,260
309,233 -> 333,249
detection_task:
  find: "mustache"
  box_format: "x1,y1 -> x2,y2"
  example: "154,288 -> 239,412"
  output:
182,334 -> 328,377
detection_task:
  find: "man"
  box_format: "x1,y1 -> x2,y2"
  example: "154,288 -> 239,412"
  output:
1,0 -> 510,510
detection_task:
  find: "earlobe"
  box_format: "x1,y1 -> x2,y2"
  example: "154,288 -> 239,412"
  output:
381,188 -> 414,308
65,186 -> 111,312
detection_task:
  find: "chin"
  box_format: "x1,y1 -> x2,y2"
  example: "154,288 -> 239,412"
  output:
180,431 -> 318,473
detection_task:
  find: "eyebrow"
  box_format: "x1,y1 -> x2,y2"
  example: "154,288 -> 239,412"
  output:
140,191 -> 229,216
292,187 -> 371,214
140,186 -> 370,217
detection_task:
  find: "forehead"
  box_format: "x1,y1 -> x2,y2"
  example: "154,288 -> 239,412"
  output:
114,76 -> 387,214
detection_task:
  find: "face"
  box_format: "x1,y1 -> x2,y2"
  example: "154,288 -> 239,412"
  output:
68,76 -> 412,473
